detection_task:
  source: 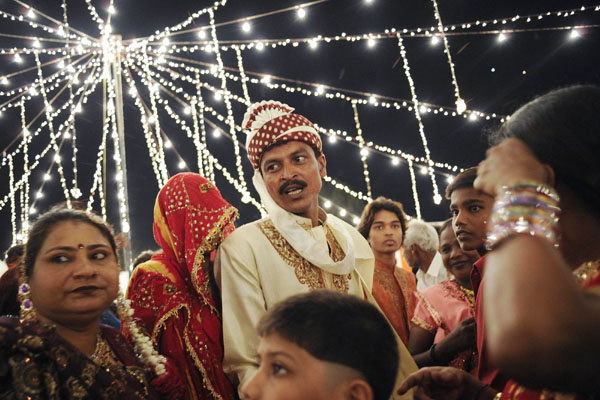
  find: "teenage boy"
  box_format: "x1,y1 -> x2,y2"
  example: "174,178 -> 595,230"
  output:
446,167 -> 506,390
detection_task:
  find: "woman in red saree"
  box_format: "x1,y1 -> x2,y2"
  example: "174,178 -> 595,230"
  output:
125,173 -> 239,400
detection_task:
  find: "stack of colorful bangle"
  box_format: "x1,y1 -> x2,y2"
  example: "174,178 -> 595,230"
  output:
486,180 -> 560,250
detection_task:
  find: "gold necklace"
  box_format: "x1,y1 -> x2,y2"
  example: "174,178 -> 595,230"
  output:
90,332 -> 117,367
456,281 -> 475,308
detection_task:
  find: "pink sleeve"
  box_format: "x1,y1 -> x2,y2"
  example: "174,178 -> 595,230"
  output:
411,291 -> 440,333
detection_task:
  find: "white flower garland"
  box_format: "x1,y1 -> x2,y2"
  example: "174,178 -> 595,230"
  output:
117,293 -> 167,376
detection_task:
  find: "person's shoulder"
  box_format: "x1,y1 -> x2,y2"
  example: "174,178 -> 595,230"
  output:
221,218 -> 267,244
131,259 -> 179,284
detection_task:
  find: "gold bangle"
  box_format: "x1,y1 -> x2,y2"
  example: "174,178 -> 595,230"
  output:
494,393 -> 502,400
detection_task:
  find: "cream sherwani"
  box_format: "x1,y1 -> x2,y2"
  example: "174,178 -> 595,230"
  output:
215,209 -> 417,399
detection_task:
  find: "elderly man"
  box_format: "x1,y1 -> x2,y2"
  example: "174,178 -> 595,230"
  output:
215,100 -> 416,398
403,220 -> 448,291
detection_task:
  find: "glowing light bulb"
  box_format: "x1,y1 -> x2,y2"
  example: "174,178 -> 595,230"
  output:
431,36 -> 440,45
261,75 -> 271,84
339,209 -> 347,217
212,129 -> 221,138
162,38 -> 170,45
148,115 -> 156,124
33,39 -> 41,48
128,87 -> 136,96
108,5 -> 116,14
324,200 -> 332,209
43,173 -> 51,181
469,113 -> 478,121
352,216 -> 361,225
367,38 -> 376,48
183,106 -> 191,115
433,194 -> 442,205
27,9 -> 35,19
297,8 -> 306,19
164,140 -> 172,148
369,96 -> 376,104
242,22 -> 251,33
1,77 -> 8,85
456,98 -> 466,114
197,30 -> 207,39
105,24 -> 113,34
328,135 -> 337,144
360,148 -> 369,157
54,154 -> 61,162
58,60 -> 65,69
36,191 -> 43,199
14,54 -> 22,63
570,29 -> 580,39
419,166 -> 428,175
178,160 -> 186,169
497,32 -> 507,42
419,105 -> 427,114
446,176 -> 455,183
29,207 -> 37,215
309,40 -> 318,50
392,157 -> 400,166
316,85 -> 325,95
214,91 -> 222,101
255,42 -> 265,51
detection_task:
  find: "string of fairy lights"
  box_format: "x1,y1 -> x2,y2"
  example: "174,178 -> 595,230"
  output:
0,0 -> 598,250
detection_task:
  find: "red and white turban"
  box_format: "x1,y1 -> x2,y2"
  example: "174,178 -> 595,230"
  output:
242,100 -> 322,170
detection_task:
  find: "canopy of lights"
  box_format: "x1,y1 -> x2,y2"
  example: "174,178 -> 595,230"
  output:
1,0 -> 598,265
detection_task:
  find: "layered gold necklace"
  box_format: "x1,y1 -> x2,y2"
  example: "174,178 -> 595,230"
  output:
90,332 -> 118,367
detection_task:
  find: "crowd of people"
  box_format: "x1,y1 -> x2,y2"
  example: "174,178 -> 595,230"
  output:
0,84 -> 598,399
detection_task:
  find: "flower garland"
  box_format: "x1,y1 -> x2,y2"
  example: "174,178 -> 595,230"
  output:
117,292 -> 167,376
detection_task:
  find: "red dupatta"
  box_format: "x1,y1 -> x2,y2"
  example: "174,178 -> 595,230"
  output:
125,173 -> 238,400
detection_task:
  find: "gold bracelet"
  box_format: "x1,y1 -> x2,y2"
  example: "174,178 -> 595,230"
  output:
494,392 -> 502,400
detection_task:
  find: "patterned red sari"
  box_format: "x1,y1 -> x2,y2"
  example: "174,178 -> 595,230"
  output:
124,173 -> 239,400
499,261 -> 600,400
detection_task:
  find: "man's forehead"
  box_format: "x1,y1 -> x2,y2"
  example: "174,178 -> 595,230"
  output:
450,187 -> 491,206
260,141 -> 315,164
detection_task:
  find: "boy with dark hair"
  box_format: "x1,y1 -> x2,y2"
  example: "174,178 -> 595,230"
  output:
446,167 -> 506,390
357,197 -> 417,344
241,290 -> 399,400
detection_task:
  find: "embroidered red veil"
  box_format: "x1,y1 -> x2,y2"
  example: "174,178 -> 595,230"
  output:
124,173 -> 238,400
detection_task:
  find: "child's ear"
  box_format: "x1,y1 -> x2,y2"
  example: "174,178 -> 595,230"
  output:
345,379 -> 373,400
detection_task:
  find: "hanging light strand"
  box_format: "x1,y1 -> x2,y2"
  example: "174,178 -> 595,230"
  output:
351,103 -> 372,198
407,159 -> 422,219
208,9 -> 248,194
430,0 -> 466,114
396,34 -> 442,205
34,52 -> 72,208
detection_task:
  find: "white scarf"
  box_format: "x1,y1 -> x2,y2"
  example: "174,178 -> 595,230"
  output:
252,171 -> 356,275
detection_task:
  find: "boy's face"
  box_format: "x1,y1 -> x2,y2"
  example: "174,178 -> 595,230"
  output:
449,187 -> 494,252
241,333 -> 352,400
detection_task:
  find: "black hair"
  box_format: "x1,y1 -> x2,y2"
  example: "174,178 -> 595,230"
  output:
24,206 -> 117,277
357,196 -> 408,244
258,290 -> 399,400
445,167 -> 477,200
132,249 -> 158,269
438,218 -> 453,237
5,244 -> 25,266
491,84 -> 600,217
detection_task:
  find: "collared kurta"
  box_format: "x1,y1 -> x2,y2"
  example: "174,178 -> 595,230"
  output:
416,252 -> 449,291
372,259 -> 417,345
215,211 -> 418,399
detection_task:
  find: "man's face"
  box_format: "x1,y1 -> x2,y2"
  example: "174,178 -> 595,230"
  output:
402,244 -> 419,269
449,187 -> 494,252
260,141 -> 326,219
368,210 -> 403,257
241,333 -> 348,400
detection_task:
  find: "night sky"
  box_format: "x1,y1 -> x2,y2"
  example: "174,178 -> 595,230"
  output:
1,0 -> 599,263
